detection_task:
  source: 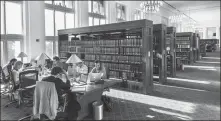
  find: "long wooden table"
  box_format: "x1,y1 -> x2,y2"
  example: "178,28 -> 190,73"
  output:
71,79 -> 120,120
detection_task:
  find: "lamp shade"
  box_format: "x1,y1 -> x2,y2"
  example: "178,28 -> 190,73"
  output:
35,53 -> 51,66
17,52 -> 28,58
66,54 -> 82,64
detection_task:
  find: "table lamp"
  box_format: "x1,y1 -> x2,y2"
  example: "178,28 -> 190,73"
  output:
35,53 -> 51,66
17,52 -> 28,63
66,54 -> 82,64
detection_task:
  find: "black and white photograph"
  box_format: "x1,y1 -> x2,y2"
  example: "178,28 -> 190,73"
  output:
0,0 -> 220,120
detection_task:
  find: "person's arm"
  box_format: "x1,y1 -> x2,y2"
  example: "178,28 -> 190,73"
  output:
12,71 -> 19,84
89,67 -> 96,74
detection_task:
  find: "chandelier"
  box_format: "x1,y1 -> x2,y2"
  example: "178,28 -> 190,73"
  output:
140,1 -> 163,13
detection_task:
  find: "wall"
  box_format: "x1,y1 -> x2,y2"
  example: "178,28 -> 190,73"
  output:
23,1 -> 45,61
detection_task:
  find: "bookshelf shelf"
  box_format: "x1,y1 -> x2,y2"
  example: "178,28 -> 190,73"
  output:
176,32 -> 194,65
58,19 -> 154,94
166,27 -> 176,77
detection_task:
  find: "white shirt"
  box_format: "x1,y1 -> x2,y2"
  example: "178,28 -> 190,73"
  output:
76,64 -> 88,75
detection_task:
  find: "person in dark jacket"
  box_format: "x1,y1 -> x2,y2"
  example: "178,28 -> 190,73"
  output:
41,66 -> 80,120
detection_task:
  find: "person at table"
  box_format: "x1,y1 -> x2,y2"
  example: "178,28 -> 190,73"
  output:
90,60 -> 107,79
2,58 -> 17,83
12,61 -> 23,90
76,61 -> 88,77
41,66 -> 80,120
52,56 -> 64,69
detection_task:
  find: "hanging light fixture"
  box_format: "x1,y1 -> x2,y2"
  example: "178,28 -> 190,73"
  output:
140,0 -> 163,13
169,14 -> 185,23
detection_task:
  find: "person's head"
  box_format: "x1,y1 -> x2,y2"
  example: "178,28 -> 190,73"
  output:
9,58 -> 17,66
76,61 -> 83,67
94,60 -> 101,70
13,61 -> 23,71
53,56 -> 60,62
51,66 -> 63,79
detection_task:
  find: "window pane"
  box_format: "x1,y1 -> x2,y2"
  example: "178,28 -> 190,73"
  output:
45,1 -> 52,4
88,1 -> 91,13
55,41 -> 58,56
93,1 -> 99,14
100,19 -> 105,25
1,41 -> 3,66
64,1 -> 72,8
5,2 -> 22,34
54,1 -> 63,6
94,18 -> 99,26
7,41 -> 20,61
46,41 -> 53,58
89,17 -> 93,26
66,13 -> 74,29
45,9 -> 54,36
55,11 -> 65,36
1,1 -> 4,34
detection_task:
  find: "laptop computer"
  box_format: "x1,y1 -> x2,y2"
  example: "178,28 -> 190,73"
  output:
89,73 -> 103,82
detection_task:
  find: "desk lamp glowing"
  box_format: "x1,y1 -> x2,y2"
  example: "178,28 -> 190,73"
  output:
35,53 -> 51,66
17,52 -> 28,63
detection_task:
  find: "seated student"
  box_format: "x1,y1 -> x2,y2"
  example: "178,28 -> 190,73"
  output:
52,56 -> 64,69
12,61 -> 23,89
2,58 -> 17,83
90,60 -> 107,79
41,67 -> 80,120
75,61 -> 88,78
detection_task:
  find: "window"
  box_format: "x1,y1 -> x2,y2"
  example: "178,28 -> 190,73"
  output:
1,41 -> 3,66
66,13 -> 74,29
45,9 -> 54,36
45,1 -> 76,57
1,1 -> 4,34
7,41 -> 21,61
5,2 -> 22,34
45,1 -> 52,4
116,3 -> 126,21
46,41 -> 54,58
55,11 -> 65,36
89,17 -> 93,26
134,10 -> 141,20
1,1 -> 23,65
88,0 -> 106,26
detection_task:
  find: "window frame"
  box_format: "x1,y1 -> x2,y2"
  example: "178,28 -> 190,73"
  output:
0,1 -> 23,65
88,0 -> 106,26
116,2 -> 126,22
45,0 -> 76,57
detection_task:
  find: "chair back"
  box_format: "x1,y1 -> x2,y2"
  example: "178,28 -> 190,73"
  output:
33,81 -> 58,120
19,70 -> 38,89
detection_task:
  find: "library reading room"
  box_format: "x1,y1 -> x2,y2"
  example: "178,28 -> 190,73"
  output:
0,0 -> 220,120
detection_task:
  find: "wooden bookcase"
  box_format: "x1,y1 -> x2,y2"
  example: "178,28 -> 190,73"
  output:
176,32 -> 194,65
153,24 -> 167,83
58,19 -> 154,94
166,27 -> 176,77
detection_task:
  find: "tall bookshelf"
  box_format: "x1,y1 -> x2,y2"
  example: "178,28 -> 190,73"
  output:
166,27 -> 176,77
153,24 -> 167,83
58,20 -> 154,94
176,32 -> 194,65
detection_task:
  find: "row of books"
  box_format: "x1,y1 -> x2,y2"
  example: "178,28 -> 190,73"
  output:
84,55 -> 142,63
176,37 -> 190,41
176,45 -> 190,48
69,38 -> 143,47
176,48 -> 190,52
176,53 -> 189,57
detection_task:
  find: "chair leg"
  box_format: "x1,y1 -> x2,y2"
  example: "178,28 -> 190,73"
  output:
18,114 -> 32,121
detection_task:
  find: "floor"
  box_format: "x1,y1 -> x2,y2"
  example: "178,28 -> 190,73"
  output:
1,50 -> 220,120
